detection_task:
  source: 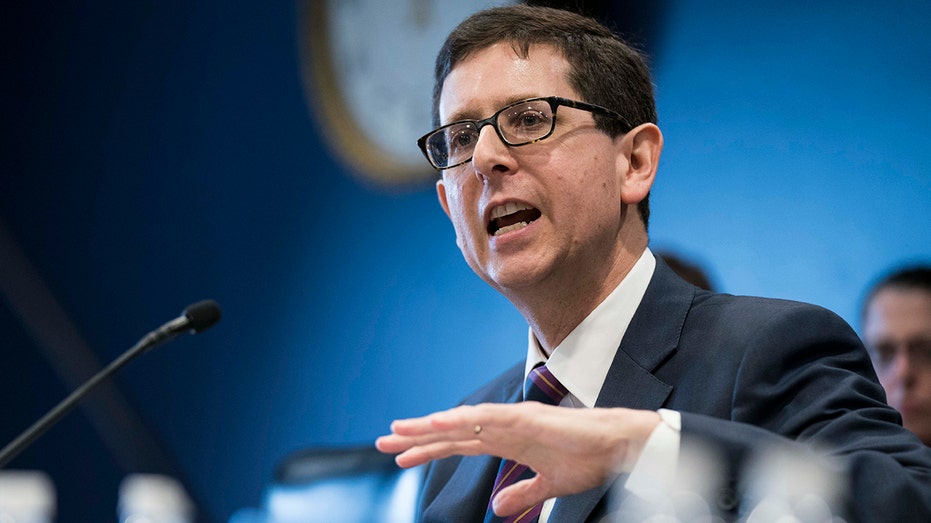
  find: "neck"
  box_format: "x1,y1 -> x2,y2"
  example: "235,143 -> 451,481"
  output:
507,232 -> 648,353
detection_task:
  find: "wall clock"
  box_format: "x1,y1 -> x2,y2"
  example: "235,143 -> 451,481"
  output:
300,0 -> 517,187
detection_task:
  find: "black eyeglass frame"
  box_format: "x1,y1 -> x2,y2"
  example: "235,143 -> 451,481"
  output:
416,96 -> 633,171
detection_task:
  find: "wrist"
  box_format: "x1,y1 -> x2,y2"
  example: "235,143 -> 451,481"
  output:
615,408 -> 663,471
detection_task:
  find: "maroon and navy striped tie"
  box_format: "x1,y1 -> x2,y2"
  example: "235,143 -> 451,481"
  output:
484,364 -> 569,523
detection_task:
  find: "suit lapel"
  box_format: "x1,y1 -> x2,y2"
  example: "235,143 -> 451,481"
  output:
550,258 -> 694,521
419,454 -> 501,522
598,257 -> 693,409
420,368 -> 524,522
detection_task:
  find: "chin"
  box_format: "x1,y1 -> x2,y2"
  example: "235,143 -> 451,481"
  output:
487,255 -> 543,280
909,427 -> 931,446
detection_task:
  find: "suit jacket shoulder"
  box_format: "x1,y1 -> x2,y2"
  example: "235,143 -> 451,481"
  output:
601,260 -> 931,522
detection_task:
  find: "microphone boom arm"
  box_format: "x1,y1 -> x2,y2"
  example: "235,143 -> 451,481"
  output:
0,300 -> 220,468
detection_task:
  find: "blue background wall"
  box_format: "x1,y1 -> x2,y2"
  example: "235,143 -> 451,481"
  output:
1,1 -> 928,522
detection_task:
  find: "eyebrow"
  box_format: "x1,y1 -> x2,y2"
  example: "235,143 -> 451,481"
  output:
443,94 -> 543,126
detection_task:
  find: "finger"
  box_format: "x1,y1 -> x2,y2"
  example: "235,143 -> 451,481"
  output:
390,410 -> 495,445
378,417 -> 492,463
427,403 -> 537,445
394,438 -> 487,468
492,476 -> 551,517
423,405 -> 480,431
374,434 -> 413,454
389,415 -> 438,435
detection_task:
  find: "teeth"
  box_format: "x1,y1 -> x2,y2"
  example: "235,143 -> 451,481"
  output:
494,222 -> 529,236
490,202 -> 532,220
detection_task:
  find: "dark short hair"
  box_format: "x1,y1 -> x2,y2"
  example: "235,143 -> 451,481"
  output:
433,5 -> 656,228
861,265 -> 931,321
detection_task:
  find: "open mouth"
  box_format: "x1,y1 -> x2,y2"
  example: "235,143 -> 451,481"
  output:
487,202 -> 542,236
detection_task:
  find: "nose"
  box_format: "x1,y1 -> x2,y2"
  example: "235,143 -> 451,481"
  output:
886,350 -> 916,388
470,122 -> 514,183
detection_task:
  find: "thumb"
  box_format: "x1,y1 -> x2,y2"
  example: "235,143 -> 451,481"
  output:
492,477 -> 551,516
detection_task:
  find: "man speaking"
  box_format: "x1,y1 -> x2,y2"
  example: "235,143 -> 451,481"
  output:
377,5 -> 931,522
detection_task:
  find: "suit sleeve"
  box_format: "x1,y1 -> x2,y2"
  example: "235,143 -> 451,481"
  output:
677,302 -> 931,522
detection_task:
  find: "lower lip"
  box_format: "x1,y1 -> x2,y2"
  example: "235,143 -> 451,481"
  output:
489,219 -> 538,244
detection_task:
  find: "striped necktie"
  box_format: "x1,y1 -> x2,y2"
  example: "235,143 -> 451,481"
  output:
484,364 -> 569,523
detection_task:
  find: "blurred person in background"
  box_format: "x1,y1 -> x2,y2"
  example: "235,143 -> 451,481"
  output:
862,265 -> 931,446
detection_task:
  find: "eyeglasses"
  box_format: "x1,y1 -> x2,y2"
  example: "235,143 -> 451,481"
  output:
868,339 -> 931,373
417,96 -> 632,170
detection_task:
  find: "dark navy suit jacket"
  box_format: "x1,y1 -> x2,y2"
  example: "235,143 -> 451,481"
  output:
417,258 -> 931,522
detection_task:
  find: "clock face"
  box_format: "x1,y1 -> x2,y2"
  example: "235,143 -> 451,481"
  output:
301,0 -> 517,187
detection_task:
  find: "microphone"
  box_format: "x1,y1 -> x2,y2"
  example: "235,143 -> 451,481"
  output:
0,300 -> 221,468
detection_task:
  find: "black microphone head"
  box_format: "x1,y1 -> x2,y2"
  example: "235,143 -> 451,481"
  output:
183,300 -> 222,333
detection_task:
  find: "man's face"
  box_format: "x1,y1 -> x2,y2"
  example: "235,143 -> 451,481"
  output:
863,287 -> 931,445
434,43 -> 632,298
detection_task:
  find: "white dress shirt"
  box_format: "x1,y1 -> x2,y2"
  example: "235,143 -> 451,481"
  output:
521,248 -> 681,522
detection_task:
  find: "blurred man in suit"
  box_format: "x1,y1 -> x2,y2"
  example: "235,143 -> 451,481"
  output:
862,265 -> 931,446
377,5 -> 931,522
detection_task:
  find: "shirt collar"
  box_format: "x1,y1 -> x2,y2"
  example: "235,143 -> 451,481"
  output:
525,248 -> 656,407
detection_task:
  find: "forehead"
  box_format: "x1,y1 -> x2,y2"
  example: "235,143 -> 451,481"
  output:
438,43 -> 576,124
864,287 -> 931,339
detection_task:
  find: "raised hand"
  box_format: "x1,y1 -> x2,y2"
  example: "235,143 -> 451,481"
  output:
375,402 -> 660,516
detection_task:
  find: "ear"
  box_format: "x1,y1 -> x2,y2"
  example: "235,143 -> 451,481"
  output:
436,178 -> 452,220
617,123 -> 663,206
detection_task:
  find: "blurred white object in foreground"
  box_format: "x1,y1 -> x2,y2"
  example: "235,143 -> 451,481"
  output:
118,473 -> 194,523
0,470 -> 56,523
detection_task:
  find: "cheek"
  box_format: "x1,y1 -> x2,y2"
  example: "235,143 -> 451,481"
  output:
579,171 -> 622,217
443,185 -> 477,243
878,373 -> 894,390
878,373 -> 903,403
575,151 -> 619,194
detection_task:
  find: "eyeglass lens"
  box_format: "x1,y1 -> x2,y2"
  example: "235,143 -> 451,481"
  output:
427,99 -> 555,169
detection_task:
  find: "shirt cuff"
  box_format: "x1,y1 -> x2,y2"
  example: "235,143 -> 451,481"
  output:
623,409 -> 681,498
